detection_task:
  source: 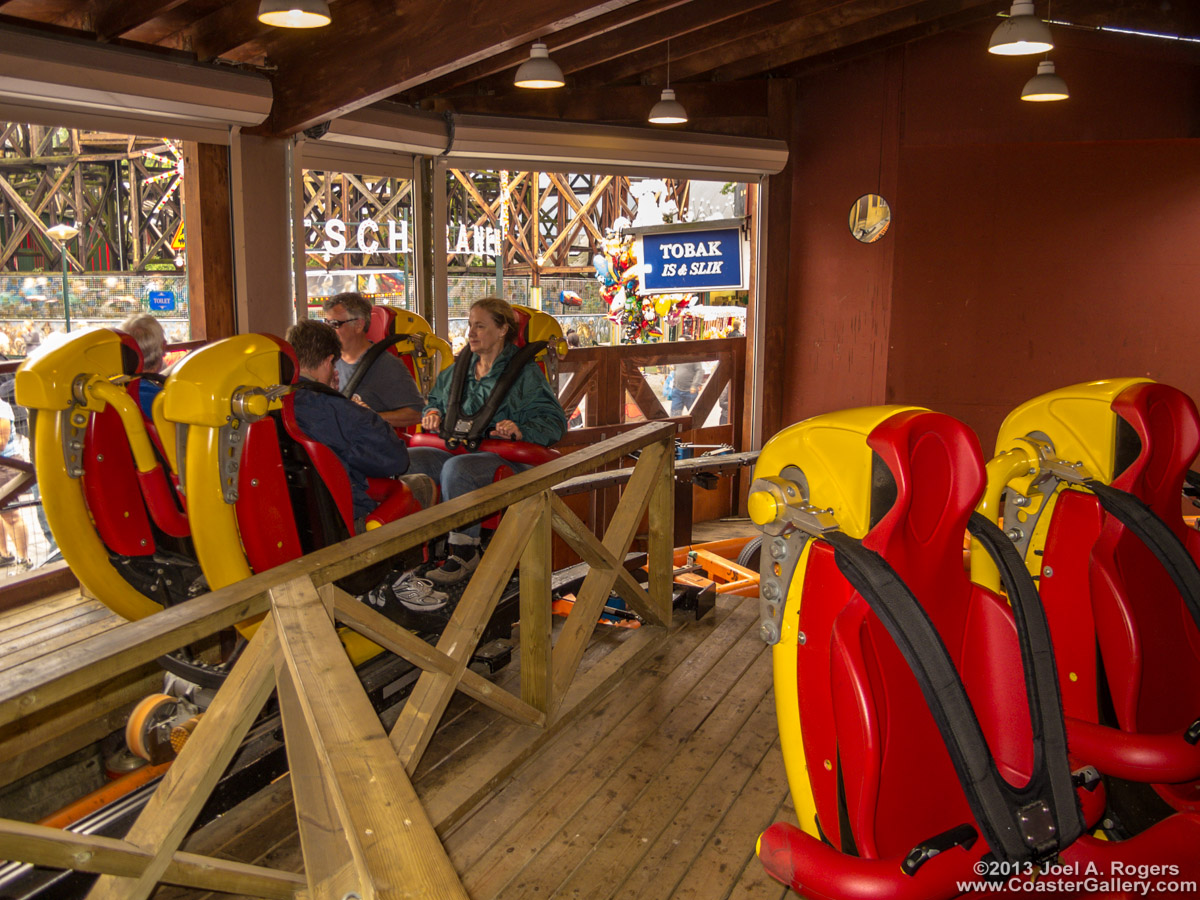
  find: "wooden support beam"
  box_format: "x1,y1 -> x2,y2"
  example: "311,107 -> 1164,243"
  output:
569,0 -> 858,87
0,820 -> 303,899
551,440 -> 672,702
332,589 -> 544,726
709,0 -> 1004,81
182,142 -> 235,341
397,0 -> 698,98
86,617 -> 278,900
389,495 -> 539,769
91,0 -> 190,40
520,492 -> 554,714
186,0 -> 273,62
271,575 -> 469,900
260,0 -> 644,135
547,492 -> 659,621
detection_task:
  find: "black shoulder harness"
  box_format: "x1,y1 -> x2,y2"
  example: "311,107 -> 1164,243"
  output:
822,517 -> 1083,869
1083,479 -> 1200,633
341,335 -> 407,399
439,341 -> 547,450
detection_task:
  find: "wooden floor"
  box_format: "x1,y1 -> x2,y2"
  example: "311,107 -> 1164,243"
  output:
154,585 -> 798,900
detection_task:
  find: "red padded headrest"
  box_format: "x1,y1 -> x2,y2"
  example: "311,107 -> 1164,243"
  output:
511,307 -> 530,348
864,409 -> 985,608
1111,382 -> 1200,528
367,305 -> 396,343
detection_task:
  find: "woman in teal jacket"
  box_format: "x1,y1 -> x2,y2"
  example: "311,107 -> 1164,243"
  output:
407,297 -> 567,591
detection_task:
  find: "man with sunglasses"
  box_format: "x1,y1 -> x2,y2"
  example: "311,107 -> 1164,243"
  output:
321,292 -> 423,428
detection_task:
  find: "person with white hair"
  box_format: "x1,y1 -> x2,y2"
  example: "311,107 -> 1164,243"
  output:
119,314 -> 167,417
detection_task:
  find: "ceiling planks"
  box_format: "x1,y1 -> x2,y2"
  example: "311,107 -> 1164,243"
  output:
707,0 -> 1006,83
0,0 -> 1192,137
89,0 -> 191,40
260,0 -> 646,135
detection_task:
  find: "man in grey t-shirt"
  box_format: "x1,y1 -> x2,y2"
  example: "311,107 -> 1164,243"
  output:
322,292 -> 423,428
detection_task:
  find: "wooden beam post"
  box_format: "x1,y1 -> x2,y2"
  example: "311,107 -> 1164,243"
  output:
520,492 -> 554,715
271,575 -> 469,900
229,129 -> 294,336
182,142 -> 235,341
85,616 -> 278,900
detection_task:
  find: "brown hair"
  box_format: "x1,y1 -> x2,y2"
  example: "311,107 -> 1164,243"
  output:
471,296 -> 519,345
286,319 -> 341,370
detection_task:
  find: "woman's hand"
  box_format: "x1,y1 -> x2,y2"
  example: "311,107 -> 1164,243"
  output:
491,420 -> 523,441
422,409 -> 442,432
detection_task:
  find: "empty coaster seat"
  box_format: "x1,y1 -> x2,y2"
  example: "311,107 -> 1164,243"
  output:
978,379 -> 1200,813
15,327 -> 197,621
749,405 -> 1200,899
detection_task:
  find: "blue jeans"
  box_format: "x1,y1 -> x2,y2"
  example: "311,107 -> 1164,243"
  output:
406,447 -> 532,539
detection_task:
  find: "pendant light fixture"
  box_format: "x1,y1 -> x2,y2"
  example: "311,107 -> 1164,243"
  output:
988,1 -> 1053,55
1021,59 -> 1069,101
257,0 -> 331,28
514,42 -> 565,89
649,41 -> 688,125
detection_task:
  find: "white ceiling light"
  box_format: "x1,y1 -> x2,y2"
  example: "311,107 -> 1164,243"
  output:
649,40 -> 687,125
989,1 -> 1053,55
257,0 -> 331,29
514,42 -> 565,89
649,89 -> 688,125
1021,59 -> 1069,101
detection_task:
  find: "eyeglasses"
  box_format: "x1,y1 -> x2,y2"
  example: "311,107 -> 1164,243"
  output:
323,318 -> 358,329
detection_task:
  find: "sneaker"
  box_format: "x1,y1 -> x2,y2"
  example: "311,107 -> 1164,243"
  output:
362,572 -> 452,632
12,557 -> 31,572
399,473 -> 437,511
0,554 -> 13,567
424,546 -> 481,586
390,571 -> 449,612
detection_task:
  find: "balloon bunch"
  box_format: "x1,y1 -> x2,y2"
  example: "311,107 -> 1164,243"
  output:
594,230 -> 699,343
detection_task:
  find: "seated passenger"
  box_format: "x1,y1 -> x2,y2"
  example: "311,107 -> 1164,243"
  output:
409,297 -> 568,586
323,292 -> 423,429
286,319 -> 424,531
119,313 -> 166,418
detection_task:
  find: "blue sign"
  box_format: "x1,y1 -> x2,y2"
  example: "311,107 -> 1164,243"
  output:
148,290 -> 176,312
639,226 -> 745,294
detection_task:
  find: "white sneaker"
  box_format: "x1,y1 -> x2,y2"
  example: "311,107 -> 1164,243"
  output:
391,571 -> 449,611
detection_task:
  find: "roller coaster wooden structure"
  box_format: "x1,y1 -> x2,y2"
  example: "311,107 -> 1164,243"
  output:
0,421 -> 676,899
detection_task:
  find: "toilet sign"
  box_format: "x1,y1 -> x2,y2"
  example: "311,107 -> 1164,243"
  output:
148,290 -> 175,311
636,224 -> 746,294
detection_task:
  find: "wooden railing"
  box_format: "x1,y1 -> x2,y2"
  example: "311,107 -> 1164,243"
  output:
0,421 -> 676,899
555,337 -> 746,546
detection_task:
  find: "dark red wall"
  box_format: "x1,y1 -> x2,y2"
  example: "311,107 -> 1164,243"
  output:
780,22 -> 1200,449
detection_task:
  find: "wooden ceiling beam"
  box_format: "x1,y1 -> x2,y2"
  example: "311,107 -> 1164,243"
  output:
259,0 -> 644,136
780,1 -> 1002,77
395,0 -> 700,100
568,0 -> 857,88
421,80 -> 772,122
706,0 -> 1004,81
186,0 -> 273,62
89,0 -> 190,41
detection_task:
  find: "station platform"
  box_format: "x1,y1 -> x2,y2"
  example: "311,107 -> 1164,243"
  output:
154,586 -> 793,900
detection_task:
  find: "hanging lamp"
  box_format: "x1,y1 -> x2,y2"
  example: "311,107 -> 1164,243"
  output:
989,1 -> 1053,55
649,41 -> 687,124
257,0 -> 330,27
514,42 -> 565,89
1021,59 -> 1069,101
